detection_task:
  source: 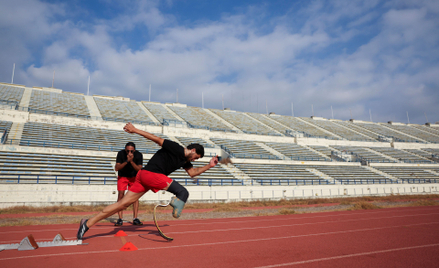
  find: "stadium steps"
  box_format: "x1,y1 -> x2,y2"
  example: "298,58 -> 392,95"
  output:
7,123 -> 24,144
363,166 -> 400,183
84,95 -> 102,120
365,147 -> 399,162
306,168 -> 339,184
380,123 -> 428,143
163,104 -> 187,122
242,113 -> 283,136
204,109 -> 243,133
18,88 -> 32,107
255,142 -> 286,159
331,121 -> 378,141
219,163 -> 254,185
137,102 -> 161,124
295,117 -> 343,139
301,144 -> 331,160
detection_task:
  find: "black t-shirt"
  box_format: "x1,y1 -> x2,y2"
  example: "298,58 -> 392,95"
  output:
143,139 -> 193,176
116,150 -> 143,177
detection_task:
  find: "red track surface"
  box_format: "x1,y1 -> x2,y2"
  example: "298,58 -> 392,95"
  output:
1,206 -> 438,267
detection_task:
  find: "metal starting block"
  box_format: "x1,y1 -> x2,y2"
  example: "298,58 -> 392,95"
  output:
0,233 -> 86,251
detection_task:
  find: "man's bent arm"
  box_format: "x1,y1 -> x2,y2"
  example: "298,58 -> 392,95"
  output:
124,123 -> 164,146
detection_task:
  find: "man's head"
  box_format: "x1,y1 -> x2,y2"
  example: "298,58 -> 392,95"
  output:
186,143 -> 204,161
125,142 -> 136,154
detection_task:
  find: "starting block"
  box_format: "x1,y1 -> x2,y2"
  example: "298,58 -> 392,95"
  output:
0,233 -> 86,251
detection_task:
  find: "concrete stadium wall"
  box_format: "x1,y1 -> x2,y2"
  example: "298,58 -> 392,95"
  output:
0,183 -> 437,208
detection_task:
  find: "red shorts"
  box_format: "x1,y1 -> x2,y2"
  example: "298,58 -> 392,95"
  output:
117,176 -> 136,191
129,170 -> 173,193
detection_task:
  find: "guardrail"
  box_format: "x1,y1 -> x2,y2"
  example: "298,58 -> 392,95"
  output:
257,179 -> 333,186
1,129 -> 7,144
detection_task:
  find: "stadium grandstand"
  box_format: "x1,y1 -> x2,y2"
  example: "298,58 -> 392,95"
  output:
0,83 -> 438,207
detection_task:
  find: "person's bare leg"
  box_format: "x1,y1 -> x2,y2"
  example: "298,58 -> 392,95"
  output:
117,191 -> 125,220
133,200 -> 139,219
86,191 -> 145,228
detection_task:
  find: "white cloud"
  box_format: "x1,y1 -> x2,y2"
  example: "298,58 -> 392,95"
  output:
0,0 -> 438,124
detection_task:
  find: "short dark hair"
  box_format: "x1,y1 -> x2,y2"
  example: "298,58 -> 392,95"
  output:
187,143 -> 204,158
125,142 -> 136,149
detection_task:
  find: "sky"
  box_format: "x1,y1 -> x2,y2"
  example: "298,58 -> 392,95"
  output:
0,0 -> 438,124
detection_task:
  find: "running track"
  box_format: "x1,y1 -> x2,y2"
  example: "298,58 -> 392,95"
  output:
1,206 -> 438,267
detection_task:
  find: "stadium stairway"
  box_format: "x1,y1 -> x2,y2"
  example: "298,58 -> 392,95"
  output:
255,142 -> 287,159
363,166 -> 400,183
306,168 -> 339,184
84,95 -> 102,120
7,123 -> 24,145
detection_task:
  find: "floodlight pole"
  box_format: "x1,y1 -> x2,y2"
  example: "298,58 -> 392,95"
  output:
149,84 -> 151,102
176,88 -> 178,103
52,71 -> 55,88
222,94 -> 224,110
266,100 -> 268,115
291,102 -> 294,117
11,63 -> 15,84
202,92 -> 204,109
424,112 -> 429,123
406,111 -> 410,124
331,106 -> 334,119
369,109 -> 372,122
312,104 -> 314,117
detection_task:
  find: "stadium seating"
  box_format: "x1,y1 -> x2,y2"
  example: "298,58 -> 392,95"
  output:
0,151 -> 116,184
18,122 -> 165,153
94,97 -> 156,125
142,102 -> 181,123
1,85 -> 439,188
169,105 -> 235,132
28,90 -> 90,118
210,138 -> 278,159
210,109 -> 280,135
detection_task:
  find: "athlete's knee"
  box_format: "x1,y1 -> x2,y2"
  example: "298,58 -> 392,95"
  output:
167,181 -> 189,203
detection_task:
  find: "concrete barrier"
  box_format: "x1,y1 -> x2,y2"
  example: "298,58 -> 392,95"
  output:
0,183 -> 437,208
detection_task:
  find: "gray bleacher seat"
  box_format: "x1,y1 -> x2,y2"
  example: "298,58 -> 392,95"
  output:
94,97 -> 155,124
210,138 -> 278,159
210,109 -> 280,136
0,151 -> 116,184
19,122 -> 166,153
169,105 -> 234,132
0,85 -> 24,104
271,116 -> 340,139
370,147 -> 433,164
28,90 -> 90,117
264,142 -> 329,161
355,123 -> 423,143
374,166 -> 439,183
142,102 -> 180,123
301,118 -> 375,141
385,124 -> 439,143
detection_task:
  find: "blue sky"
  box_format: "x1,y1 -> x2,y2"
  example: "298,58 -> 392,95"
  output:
0,0 -> 438,124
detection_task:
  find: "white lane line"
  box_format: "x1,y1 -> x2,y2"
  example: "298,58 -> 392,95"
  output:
1,221 -> 438,262
254,243 -> 439,268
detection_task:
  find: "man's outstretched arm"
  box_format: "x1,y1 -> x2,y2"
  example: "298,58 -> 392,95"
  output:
123,122 -> 164,146
185,156 -> 218,178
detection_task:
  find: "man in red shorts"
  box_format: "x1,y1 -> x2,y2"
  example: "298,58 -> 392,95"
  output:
77,122 -> 219,239
114,142 -> 143,226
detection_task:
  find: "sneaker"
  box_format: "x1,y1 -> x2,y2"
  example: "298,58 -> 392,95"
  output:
132,218 -> 143,225
77,219 -> 89,240
170,196 -> 185,218
114,218 -> 123,226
